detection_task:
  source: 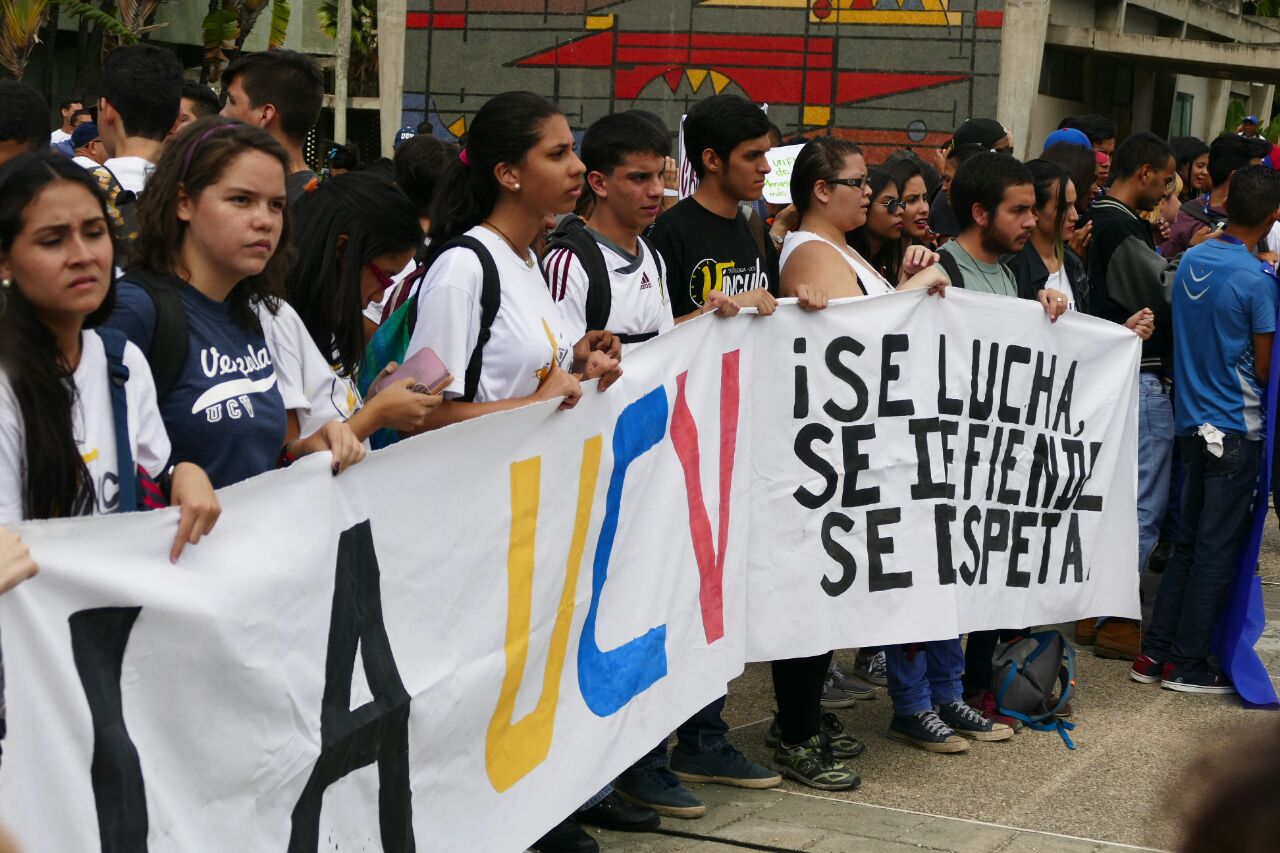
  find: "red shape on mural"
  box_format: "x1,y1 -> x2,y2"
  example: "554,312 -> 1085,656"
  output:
515,31 -> 967,106
406,12 -> 467,29
975,10 -> 1004,27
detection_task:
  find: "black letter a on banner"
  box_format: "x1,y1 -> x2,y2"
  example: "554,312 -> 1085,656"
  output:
70,606 -> 149,853
289,521 -> 415,852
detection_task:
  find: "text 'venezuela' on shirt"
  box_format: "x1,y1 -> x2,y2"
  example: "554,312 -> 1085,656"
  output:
648,197 -> 780,319
106,275 -> 289,489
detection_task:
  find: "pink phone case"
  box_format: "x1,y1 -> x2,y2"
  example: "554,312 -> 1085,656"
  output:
374,348 -> 452,396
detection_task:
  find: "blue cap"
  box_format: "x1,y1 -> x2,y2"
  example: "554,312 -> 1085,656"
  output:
1043,128 -> 1091,151
1245,115 -> 1259,124
70,122 -> 99,149
394,125 -> 417,148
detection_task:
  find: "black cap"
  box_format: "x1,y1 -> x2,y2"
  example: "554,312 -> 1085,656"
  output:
952,118 -> 1007,149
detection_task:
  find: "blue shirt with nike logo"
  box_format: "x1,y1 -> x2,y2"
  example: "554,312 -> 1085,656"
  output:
1172,238 -> 1278,439
107,276 -> 288,487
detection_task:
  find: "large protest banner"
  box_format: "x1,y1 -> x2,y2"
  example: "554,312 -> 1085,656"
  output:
0,290 -> 1140,852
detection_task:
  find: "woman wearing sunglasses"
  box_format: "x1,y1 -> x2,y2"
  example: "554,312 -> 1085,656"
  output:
277,170 -> 442,445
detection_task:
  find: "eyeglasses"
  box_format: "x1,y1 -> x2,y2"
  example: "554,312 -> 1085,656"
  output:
871,198 -> 904,215
826,176 -> 867,190
367,262 -> 397,293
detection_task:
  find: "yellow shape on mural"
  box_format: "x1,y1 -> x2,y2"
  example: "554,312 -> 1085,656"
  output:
585,14 -> 614,29
448,116 -> 467,138
710,71 -> 732,94
687,68 -> 709,92
697,0 -> 964,26
803,105 -> 831,126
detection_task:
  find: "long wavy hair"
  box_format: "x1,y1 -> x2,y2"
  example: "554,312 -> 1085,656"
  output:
846,169 -> 901,282
128,116 -> 294,331
0,152 -> 116,519
286,171 -> 422,377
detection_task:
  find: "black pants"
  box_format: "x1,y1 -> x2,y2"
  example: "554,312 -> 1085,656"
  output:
771,651 -> 833,745
962,629 -> 1025,697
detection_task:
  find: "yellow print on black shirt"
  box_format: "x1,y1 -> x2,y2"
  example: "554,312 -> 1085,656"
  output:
688,256 -> 768,307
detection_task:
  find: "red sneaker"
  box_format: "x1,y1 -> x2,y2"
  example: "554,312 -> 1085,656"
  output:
965,690 -> 1023,732
1130,654 -> 1164,684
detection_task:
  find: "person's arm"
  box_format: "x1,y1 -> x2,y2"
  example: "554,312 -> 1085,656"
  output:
0,527 -> 37,595
282,413 -> 367,473
780,241 -> 863,298
1255,333 -> 1273,386
414,364 -> 583,429
345,380 -> 442,438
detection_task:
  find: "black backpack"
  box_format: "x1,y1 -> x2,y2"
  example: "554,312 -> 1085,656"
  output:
545,215 -> 662,344
119,270 -> 189,401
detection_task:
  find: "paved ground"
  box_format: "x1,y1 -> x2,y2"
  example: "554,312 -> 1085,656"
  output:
585,528 -> 1280,853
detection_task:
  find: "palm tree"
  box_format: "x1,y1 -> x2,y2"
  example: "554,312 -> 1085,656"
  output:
317,0 -> 377,97
0,0 -> 138,80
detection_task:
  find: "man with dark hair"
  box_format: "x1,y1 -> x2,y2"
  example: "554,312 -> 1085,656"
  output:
1239,114 -> 1261,140
71,108 -> 94,128
1160,133 -> 1270,258
50,96 -> 83,144
1061,113 -> 1118,187
937,152 -> 1039,296
1082,132 -> 1177,658
0,80 -> 51,167
98,43 -> 183,193
169,81 -> 222,140
221,49 -> 324,202
1133,165 -> 1280,693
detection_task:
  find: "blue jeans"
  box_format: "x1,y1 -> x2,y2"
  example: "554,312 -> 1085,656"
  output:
1143,434 -> 1260,672
633,696 -> 729,769
884,639 -> 964,716
1136,374 -> 1174,575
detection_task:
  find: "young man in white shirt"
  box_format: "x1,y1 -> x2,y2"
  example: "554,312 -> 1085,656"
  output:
97,44 -> 183,194
49,97 -> 82,145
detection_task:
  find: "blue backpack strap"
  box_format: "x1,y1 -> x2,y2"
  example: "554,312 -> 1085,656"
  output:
96,328 -> 138,513
446,235 -> 501,403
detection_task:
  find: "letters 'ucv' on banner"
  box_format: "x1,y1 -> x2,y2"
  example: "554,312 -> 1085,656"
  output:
0,289 -> 1141,852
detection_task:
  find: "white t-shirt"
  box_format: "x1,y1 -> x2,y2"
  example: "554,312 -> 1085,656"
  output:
102,156 -> 153,194
50,129 -> 71,144
1044,267 -> 1076,312
255,300 -> 365,444
0,330 -> 170,523
1267,222 -> 1280,258
780,231 -> 894,296
407,225 -> 573,403
72,155 -> 101,171
542,229 -> 674,346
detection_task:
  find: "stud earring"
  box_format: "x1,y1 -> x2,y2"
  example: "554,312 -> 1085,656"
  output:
513,183 -> 521,191
0,278 -> 10,289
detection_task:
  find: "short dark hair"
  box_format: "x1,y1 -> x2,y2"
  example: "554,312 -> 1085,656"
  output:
581,112 -> 670,196
1042,141 -> 1097,213
1226,165 -> 1280,228
59,97 -> 83,111
683,95 -> 770,179
1110,132 -> 1174,181
223,49 -> 323,142
1208,133 -> 1271,188
790,135 -> 862,219
1059,114 -> 1117,146
0,81 -> 51,151
949,152 -> 1033,231
71,108 -> 94,123
394,134 -> 459,214
181,81 -> 221,119
101,44 -> 183,141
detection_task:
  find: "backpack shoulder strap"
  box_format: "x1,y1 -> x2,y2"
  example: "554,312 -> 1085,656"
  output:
937,248 -> 966,289
124,271 -> 188,400
443,235 -> 501,403
549,224 -> 612,331
96,328 -> 138,513
1178,198 -> 1216,228
740,206 -> 770,267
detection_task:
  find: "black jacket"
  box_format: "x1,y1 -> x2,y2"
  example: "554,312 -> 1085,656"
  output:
1005,242 -> 1090,314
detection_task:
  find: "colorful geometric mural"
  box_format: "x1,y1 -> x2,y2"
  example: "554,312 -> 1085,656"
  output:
403,0 -> 1005,162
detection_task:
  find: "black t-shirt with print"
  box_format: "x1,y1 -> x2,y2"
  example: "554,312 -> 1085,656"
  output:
648,197 -> 779,319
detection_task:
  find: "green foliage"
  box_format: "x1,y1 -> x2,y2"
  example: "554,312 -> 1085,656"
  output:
1225,100 -> 1247,134
268,0 -> 290,49
202,3 -> 239,81
52,0 -> 138,44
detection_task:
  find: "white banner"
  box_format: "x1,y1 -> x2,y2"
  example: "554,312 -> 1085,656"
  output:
0,290 -> 1139,852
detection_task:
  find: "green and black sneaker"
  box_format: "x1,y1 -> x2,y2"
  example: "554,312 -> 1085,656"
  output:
771,734 -> 861,791
765,711 -> 865,760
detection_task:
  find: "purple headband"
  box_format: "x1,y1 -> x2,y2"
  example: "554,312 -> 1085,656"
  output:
459,149 -> 470,167
180,124 -> 237,181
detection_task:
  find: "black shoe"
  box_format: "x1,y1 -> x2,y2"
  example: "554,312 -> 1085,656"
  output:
1146,541 -> 1173,574
576,791 -> 661,832
530,819 -> 599,852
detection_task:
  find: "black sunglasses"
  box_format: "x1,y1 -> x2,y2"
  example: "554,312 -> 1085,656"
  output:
872,198 -> 904,215
826,176 -> 868,190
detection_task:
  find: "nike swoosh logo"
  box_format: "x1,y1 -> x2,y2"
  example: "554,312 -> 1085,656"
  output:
190,374 -> 278,414
1183,281 -> 1210,301
1189,267 -> 1211,283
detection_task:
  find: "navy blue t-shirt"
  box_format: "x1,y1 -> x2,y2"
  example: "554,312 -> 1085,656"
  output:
106,275 -> 288,488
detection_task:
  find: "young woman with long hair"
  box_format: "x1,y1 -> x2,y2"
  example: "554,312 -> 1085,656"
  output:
106,117 -> 364,487
885,157 -> 934,249
277,171 -> 440,442
1006,159 -> 1089,312
404,91 -> 620,433
846,169 -> 905,283
1173,137 -> 1211,202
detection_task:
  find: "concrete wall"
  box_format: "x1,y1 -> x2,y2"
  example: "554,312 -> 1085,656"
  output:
1047,0 -> 1097,29
402,0 -> 1005,162
1174,75 -> 1213,139
1028,93 -> 1090,150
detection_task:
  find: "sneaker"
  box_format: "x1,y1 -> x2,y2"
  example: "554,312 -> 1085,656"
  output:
1074,617 -> 1098,646
1146,541 -> 1173,574
613,764 -> 706,819
1095,618 -> 1141,660
1130,654 -> 1165,684
670,741 -> 782,789
852,650 -> 888,686
822,663 -> 876,707
936,700 -> 1014,742
764,712 -> 865,759
964,689 -> 1023,732
887,709 -> 969,753
1161,667 -> 1237,695
530,819 -> 598,853
771,734 -> 861,791
576,791 -> 661,833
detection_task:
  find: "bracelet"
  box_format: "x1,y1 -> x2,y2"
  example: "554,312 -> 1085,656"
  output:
278,440 -> 300,469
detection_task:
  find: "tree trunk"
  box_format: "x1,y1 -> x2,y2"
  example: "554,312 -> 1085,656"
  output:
42,4 -> 61,105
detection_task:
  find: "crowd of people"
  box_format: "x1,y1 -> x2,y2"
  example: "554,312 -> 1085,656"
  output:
0,40 -> 1277,853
